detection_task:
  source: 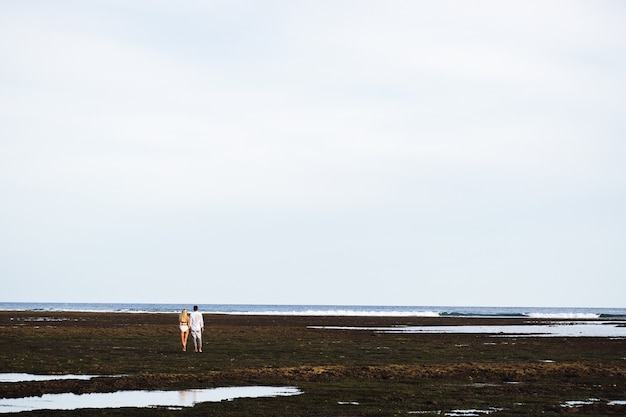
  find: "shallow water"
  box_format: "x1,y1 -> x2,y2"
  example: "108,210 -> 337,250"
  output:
408,409 -> 502,416
0,386 -> 302,413
0,373 -> 109,382
310,321 -> 626,337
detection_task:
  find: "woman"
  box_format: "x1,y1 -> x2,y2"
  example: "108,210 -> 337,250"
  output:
178,308 -> 190,351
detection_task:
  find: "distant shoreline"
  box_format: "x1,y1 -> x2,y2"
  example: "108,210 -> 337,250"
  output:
1,302 -> 624,319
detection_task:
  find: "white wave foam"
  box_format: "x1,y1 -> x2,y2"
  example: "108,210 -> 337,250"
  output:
212,309 -> 441,317
528,313 -> 600,319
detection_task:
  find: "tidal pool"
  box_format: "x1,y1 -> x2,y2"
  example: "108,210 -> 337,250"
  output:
408,408 -> 502,416
0,386 -> 302,413
310,321 -> 626,337
0,373 -> 107,382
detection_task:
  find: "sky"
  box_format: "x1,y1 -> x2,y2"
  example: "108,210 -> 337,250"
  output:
1,1 -> 625,308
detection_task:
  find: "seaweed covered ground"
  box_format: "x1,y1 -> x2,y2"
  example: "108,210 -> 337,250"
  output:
0,311 -> 625,416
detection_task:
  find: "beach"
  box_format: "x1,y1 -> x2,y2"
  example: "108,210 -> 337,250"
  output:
1,311 -> 625,416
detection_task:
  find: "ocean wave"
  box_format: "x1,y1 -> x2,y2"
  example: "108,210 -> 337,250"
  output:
440,311 -> 528,318
599,313 -> 626,319
212,309 -> 442,317
527,312 -> 600,319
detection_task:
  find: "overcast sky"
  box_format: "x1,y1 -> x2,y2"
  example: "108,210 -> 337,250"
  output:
1,1 -> 625,307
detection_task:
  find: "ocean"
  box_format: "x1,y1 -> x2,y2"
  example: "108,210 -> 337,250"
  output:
1,303 -> 625,319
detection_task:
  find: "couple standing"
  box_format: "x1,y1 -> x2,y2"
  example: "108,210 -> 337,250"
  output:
178,305 -> 204,352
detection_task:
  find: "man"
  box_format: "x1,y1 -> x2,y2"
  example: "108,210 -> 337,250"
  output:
189,305 -> 204,353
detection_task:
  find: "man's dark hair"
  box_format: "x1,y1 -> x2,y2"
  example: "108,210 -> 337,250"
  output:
193,305 -> 199,311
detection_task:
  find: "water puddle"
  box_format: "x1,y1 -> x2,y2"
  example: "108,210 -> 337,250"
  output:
561,398 -> 626,408
561,398 -> 600,408
0,373 -> 110,382
446,409 -> 502,416
409,408 -> 502,416
310,321 -> 626,337
0,386 -> 301,413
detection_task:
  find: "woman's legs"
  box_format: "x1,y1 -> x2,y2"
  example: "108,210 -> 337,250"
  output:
180,330 -> 189,351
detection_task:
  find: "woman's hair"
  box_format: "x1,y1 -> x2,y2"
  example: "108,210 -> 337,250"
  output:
179,309 -> 188,322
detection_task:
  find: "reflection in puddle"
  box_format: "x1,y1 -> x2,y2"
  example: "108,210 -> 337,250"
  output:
0,386 -> 302,413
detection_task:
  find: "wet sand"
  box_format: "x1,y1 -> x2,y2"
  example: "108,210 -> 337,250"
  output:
1,311 -> 625,416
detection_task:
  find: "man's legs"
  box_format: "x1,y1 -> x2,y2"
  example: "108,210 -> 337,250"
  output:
191,329 -> 202,352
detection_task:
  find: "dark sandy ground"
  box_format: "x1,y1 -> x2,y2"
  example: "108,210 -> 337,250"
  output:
1,311 -> 625,416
